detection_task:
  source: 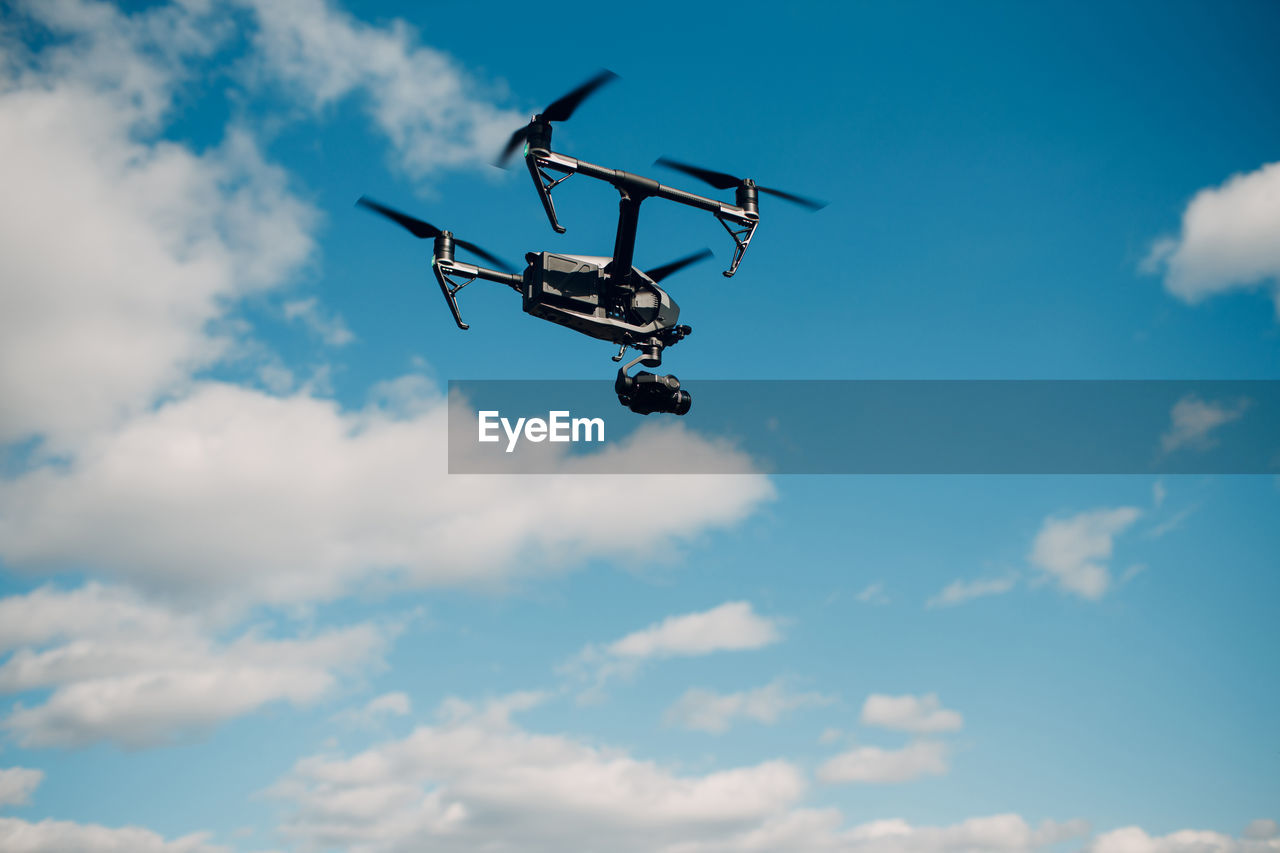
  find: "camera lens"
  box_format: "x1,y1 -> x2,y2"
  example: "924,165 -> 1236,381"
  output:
616,371 -> 693,416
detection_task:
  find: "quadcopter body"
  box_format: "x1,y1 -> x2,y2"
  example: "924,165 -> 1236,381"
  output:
358,71 -> 823,415
520,252 -> 685,348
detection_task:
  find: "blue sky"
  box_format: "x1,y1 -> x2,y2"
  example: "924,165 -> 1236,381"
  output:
0,1 -> 1278,851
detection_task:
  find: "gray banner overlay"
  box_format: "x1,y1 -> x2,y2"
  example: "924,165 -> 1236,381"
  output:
447,380 -> 1280,474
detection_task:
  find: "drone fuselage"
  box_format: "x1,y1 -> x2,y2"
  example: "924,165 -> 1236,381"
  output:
521,252 -> 679,346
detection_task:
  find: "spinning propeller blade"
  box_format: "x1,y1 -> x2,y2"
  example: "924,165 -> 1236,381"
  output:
756,186 -> 827,211
356,196 -> 442,239
654,157 -> 827,210
496,70 -> 619,166
356,196 -> 515,271
451,238 -> 515,273
498,127 -> 529,167
653,157 -> 740,191
645,248 -> 714,283
542,69 -> 619,123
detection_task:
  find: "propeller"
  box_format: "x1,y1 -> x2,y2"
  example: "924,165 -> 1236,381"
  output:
653,157 -> 827,210
497,69 -> 619,166
356,196 -> 514,272
645,248 -> 714,283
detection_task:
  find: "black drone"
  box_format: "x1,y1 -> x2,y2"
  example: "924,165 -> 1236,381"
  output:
357,70 -> 823,415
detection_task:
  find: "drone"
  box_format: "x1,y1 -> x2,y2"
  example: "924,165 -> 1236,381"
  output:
357,70 -> 823,415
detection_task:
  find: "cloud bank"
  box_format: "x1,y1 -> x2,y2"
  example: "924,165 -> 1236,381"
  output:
0,583 -> 393,748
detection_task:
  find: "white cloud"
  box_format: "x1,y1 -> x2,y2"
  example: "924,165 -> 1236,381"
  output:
664,681 -> 832,734
292,696 -> 1276,853
284,298 -> 355,346
854,582 -> 890,606
270,693 -> 807,852
0,767 -> 43,807
817,740 -> 950,785
237,0 -> 526,179
837,815 -> 1088,853
0,0 -> 316,448
1089,825 -> 1280,853
0,583 -> 392,748
859,694 -> 963,734
1160,395 -> 1250,453
1244,821 -> 1279,841
608,602 -> 782,659
925,574 -> 1017,608
1029,507 -> 1141,600
0,816 -> 230,853
334,691 -> 412,728
1143,160 -> 1280,316
0,581 -> 185,650
0,381 -> 772,608
818,693 -> 962,787
0,0 -> 533,451
272,741 -> 1280,853
654,811 -> 1091,853
563,602 -> 783,697
367,692 -> 411,716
